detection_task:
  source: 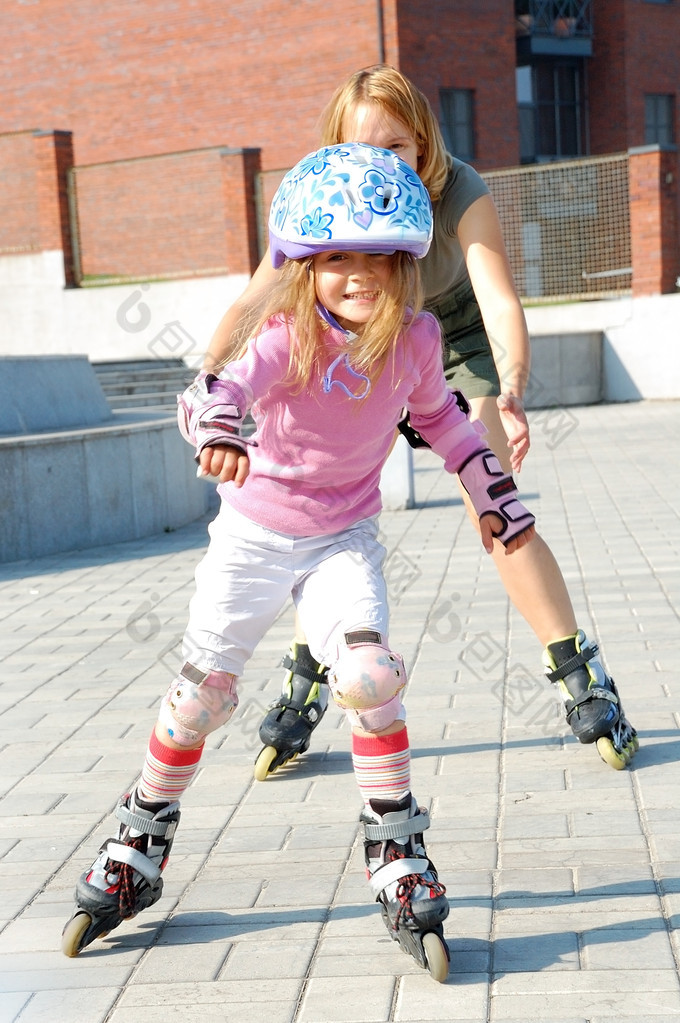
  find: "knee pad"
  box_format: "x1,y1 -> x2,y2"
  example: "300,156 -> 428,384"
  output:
329,630 -> 406,732
159,662 -> 239,747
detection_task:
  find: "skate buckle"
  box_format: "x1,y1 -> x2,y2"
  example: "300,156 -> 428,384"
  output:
368,855 -> 430,899
545,643 -> 598,683
568,687 -> 618,714
115,804 -> 177,838
363,808 -> 430,843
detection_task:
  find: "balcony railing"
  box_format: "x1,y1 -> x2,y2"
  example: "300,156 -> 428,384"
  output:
516,0 -> 593,55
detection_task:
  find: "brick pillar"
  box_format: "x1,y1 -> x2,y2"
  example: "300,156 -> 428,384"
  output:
628,144 -> 679,297
33,130 -> 76,287
219,147 -> 262,275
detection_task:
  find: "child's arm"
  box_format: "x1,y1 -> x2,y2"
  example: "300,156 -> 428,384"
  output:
177,371 -> 254,485
456,446 -> 535,554
409,388 -> 535,554
197,444 -> 249,486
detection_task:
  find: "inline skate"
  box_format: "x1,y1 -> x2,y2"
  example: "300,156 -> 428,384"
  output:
61,789 -> 180,956
361,794 -> 450,982
543,630 -> 638,770
254,642 -> 329,780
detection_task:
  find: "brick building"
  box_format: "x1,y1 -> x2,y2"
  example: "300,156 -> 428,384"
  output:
1,0 -> 678,291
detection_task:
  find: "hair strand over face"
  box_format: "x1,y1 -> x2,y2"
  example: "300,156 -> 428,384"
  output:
228,250 -> 423,394
318,64 -> 452,202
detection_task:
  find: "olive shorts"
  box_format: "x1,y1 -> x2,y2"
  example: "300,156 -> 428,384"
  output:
426,281 -> 500,399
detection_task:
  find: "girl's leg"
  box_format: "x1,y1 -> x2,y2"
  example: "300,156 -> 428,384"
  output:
347,692 -> 450,979
351,718 -> 411,804
465,394 -> 577,645
114,503 -> 294,863
254,515 -> 386,777
465,396 -> 635,758
63,662 -> 241,958
63,508 -> 294,954
297,526 -> 449,975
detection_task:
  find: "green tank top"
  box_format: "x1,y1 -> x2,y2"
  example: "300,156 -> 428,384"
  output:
420,158 -> 490,303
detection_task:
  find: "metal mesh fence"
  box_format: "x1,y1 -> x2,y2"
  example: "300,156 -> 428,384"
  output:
259,154 -> 632,303
485,153 -> 631,302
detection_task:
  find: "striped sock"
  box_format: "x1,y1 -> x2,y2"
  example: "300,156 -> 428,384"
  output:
352,727 -> 411,805
139,730 -> 204,802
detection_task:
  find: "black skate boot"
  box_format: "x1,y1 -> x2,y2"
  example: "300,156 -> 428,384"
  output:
61,789 -> 181,956
361,794 -> 450,982
253,641 -> 329,781
543,629 -> 638,769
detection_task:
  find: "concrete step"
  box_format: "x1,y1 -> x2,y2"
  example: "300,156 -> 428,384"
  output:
90,358 -> 256,433
106,392 -> 179,409
99,378 -> 186,397
93,360 -> 192,382
92,358 -> 194,411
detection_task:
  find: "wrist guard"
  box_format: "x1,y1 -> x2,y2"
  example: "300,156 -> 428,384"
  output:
458,448 -> 535,547
177,372 -> 255,458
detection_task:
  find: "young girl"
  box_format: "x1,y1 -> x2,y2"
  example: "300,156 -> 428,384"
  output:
206,65 -> 637,775
62,143 -> 535,980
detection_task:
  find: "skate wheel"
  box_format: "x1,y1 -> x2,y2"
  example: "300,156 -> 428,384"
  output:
254,745 -> 279,782
61,911 -> 93,957
624,736 -> 639,761
422,931 -> 449,983
596,735 -> 628,770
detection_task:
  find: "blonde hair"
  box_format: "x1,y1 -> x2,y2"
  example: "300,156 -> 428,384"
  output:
229,251 -> 423,394
319,65 -> 452,202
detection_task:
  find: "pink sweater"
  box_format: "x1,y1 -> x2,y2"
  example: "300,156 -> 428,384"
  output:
213,311 -> 485,536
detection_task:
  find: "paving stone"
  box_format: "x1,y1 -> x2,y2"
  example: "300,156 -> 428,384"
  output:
1,403 -> 679,1022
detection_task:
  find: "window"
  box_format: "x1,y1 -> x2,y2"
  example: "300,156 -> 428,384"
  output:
516,60 -> 585,162
517,66 -> 536,162
645,94 -> 675,145
439,89 -> 475,161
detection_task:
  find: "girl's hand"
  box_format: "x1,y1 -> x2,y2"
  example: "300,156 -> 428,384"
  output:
198,445 -> 250,486
497,393 -> 530,473
480,514 -> 536,555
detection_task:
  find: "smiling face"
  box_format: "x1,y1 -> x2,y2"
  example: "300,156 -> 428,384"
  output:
312,250 -> 393,331
341,102 -> 422,172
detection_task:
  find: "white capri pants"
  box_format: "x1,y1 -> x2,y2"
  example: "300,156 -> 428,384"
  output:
183,502 -> 389,677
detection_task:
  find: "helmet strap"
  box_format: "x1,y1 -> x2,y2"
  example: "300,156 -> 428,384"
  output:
315,302 -> 358,344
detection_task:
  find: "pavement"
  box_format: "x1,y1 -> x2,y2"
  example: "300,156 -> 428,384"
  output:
1,399 -> 680,1023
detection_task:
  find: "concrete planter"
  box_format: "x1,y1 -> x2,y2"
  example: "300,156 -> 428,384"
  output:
0,356 -> 215,563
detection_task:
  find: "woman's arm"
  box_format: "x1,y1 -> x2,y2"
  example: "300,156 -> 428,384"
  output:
202,248 -> 280,371
459,194 -> 530,397
458,193 -> 531,468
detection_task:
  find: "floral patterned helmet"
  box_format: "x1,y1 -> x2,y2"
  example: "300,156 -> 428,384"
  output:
269,143 -> 433,268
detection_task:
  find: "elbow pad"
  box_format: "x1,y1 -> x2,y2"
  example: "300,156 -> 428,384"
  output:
177,372 -> 255,458
458,448 -> 535,547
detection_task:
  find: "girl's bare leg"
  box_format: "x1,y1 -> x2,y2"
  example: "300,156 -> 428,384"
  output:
464,395 -> 577,646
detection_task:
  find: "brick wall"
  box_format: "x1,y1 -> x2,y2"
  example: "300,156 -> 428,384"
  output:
1,0 -> 527,175
0,132 -> 41,254
590,0 -> 680,156
71,146 -> 260,282
1,0 -> 383,173
2,1 -> 679,294
398,0 -> 519,170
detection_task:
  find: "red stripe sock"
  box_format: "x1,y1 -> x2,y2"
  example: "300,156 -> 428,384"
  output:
352,727 -> 411,806
139,730 -> 204,802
